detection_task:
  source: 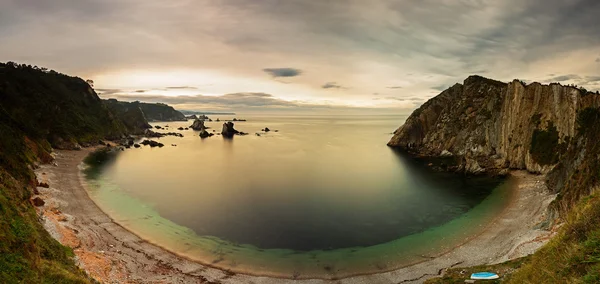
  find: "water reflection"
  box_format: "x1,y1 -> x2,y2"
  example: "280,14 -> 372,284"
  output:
85,115 -> 503,251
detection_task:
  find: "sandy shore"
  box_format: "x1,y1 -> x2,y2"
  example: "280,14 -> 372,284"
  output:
34,148 -> 557,283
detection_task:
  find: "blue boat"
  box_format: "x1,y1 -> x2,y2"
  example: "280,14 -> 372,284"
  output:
470,272 -> 500,280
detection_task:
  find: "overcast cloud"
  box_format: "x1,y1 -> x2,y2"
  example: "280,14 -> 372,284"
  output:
1,0 -> 599,112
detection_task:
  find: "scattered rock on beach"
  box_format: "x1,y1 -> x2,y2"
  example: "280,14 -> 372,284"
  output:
38,181 -> 50,188
32,197 -> 45,207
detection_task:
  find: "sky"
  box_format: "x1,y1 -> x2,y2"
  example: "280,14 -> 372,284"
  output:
1,0 -> 600,113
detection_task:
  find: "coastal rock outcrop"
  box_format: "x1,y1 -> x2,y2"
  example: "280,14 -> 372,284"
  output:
388,76 -> 600,174
388,75 -> 600,210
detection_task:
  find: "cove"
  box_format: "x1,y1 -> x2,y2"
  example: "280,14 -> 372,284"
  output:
81,115 -> 511,279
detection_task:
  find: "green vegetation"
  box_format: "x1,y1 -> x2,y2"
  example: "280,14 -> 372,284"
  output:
0,171 -> 92,283
102,99 -> 151,134
0,62 -> 137,283
0,62 -> 127,149
529,122 -> 561,165
508,194 -> 600,283
576,107 -> 600,134
134,101 -> 186,122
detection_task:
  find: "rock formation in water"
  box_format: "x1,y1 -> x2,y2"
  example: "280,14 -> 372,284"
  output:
221,122 -> 240,138
388,75 -> 600,210
199,129 -> 213,138
189,119 -> 206,131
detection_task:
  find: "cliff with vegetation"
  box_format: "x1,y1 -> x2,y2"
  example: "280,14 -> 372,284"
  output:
102,99 -> 152,134
390,75 -> 600,282
136,101 -> 186,122
0,62 -> 187,282
104,99 -> 186,122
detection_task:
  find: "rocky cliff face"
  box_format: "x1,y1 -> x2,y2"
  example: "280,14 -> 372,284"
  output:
389,75 -> 600,174
388,75 -> 600,209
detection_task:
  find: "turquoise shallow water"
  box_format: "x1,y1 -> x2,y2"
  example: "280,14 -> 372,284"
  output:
82,114 -> 511,278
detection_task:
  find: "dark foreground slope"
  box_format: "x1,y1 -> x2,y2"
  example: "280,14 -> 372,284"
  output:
0,62 -> 136,283
389,75 -> 600,282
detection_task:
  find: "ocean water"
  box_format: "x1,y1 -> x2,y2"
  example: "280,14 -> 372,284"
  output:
82,114 -> 511,279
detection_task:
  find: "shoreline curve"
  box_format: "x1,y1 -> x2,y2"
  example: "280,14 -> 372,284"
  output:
35,148 -> 557,283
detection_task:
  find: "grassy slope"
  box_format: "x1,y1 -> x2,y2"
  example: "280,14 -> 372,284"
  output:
426,195 -> 600,284
0,62 -> 133,283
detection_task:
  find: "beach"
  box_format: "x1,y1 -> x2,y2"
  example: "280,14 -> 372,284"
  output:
35,148 -> 557,283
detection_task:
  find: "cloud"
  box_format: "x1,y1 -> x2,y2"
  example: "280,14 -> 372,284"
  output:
165,86 -> 198,90
431,84 -> 448,91
135,90 -> 146,93
321,82 -> 344,89
547,74 -> 581,82
384,96 -> 424,102
1,0 -> 600,108
95,88 -> 123,95
387,86 -> 403,89
102,92 -> 305,109
263,68 -> 302,78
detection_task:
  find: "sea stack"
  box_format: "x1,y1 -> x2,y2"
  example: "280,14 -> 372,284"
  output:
221,122 -> 240,138
190,119 -> 205,131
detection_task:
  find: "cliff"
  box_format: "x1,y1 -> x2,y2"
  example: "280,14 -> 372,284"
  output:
0,62 -> 131,283
103,99 -> 152,134
130,101 -> 186,122
394,75 -> 600,282
0,62 -> 128,150
388,75 -> 600,208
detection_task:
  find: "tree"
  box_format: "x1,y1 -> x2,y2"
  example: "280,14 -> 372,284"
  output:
85,79 -> 94,88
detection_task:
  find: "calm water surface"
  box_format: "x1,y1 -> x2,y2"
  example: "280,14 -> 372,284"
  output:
83,114 -> 510,278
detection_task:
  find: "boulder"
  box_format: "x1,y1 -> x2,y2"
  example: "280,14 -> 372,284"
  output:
264,127 -> 270,132
134,144 -> 141,148
140,140 -> 164,148
155,125 -> 162,129
199,129 -> 214,138
32,197 -> 45,207
38,181 -> 50,188
178,127 -> 184,131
